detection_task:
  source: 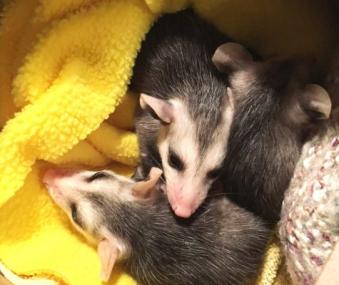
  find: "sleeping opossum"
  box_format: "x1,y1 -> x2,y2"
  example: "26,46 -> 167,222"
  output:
43,167 -> 270,285
218,57 -> 332,223
131,9 -> 234,218
131,9 -> 332,221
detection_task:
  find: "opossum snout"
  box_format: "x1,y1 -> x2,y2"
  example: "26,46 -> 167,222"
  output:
172,205 -> 193,218
43,168 -> 83,207
43,168 -> 76,186
167,185 -> 205,218
43,168 -> 67,197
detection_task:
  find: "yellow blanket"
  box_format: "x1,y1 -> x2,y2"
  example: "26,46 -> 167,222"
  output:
0,0 -> 336,284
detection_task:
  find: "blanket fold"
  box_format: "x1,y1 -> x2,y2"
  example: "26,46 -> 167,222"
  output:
0,0 -> 336,284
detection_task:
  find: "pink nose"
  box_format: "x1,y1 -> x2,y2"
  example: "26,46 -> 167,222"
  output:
167,186 -> 197,218
43,168 -> 74,186
173,205 -> 193,218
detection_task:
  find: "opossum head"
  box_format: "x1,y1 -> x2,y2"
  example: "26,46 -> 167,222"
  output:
139,79 -> 235,218
213,43 -> 332,221
43,167 -> 162,281
213,43 -> 331,130
140,42 -> 331,219
43,167 -> 162,236
43,168 -> 137,238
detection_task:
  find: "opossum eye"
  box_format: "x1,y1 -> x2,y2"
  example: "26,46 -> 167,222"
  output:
70,203 -> 83,227
70,203 -> 78,223
168,148 -> 184,171
207,168 -> 221,180
87,171 -> 109,182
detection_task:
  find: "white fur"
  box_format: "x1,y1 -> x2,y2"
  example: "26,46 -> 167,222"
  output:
44,170 -> 136,238
158,95 -> 234,211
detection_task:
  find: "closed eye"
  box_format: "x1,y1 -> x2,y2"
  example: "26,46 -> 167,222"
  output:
206,168 -> 221,180
168,148 -> 185,171
86,171 -> 109,182
70,203 -> 79,224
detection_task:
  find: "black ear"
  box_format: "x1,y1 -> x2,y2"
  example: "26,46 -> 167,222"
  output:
299,84 -> 332,121
212,42 -> 253,73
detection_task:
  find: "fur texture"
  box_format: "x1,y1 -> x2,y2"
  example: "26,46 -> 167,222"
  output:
106,192 -> 269,285
220,58 -> 315,222
44,168 -> 270,285
131,10 -> 329,222
131,9 -> 232,179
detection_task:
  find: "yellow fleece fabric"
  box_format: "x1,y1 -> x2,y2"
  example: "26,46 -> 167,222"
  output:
0,0 -> 336,284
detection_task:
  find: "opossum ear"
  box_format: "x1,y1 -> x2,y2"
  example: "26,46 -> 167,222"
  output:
140,93 -> 173,123
132,167 -> 162,198
98,229 -> 129,282
212,42 -> 253,73
299,84 -> 332,120
98,238 -> 118,282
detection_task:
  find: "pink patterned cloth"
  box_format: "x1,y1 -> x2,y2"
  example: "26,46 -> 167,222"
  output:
279,118 -> 339,285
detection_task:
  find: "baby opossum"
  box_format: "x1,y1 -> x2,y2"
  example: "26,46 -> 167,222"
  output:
219,57 -> 332,222
131,9 -> 332,221
43,167 -> 270,285
131,9 -> 236,218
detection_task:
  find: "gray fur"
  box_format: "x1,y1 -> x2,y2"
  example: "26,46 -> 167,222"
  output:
81,186 -> 270,285
220,57 -> 329,222
131,9 -> 234,179
131,9 -> 327,223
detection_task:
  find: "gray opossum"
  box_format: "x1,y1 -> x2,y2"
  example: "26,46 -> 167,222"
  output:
131,9 -> 332,221
219,58 -> 332,222
131,9 -> 235,218
43,167 -> 270,285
